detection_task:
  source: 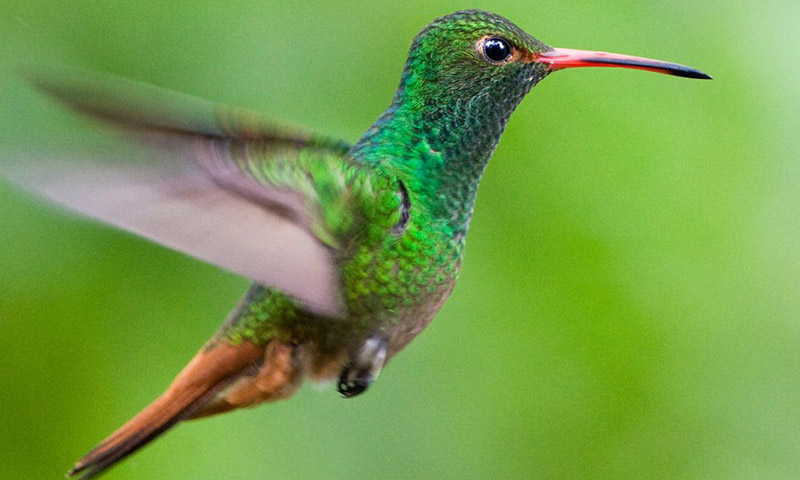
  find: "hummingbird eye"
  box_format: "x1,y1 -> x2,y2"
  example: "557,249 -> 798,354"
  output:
481,37 -> 513,64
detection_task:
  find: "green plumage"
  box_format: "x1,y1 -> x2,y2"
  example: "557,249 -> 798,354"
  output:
219,137 -> 465,360
1,8 -> 710,478
210,11 -> 553,362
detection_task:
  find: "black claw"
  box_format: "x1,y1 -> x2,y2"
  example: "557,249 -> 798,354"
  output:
337,336 -> 387,398
337,365 -> 374,398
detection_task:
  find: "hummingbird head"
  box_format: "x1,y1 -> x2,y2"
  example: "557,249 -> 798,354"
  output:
398,10 -> 550,118
352,10 -> 709,226
397,9 -> 710,125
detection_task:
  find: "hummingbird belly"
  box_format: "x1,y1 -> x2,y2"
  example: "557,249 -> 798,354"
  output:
219,215 -> 465,384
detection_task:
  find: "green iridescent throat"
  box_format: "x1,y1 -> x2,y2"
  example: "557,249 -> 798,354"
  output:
350,14 -> 548,231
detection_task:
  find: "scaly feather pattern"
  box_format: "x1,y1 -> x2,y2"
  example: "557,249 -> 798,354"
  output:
0,8 -> 710,479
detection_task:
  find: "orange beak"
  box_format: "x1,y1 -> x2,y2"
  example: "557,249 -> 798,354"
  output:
535,47 -> 712,79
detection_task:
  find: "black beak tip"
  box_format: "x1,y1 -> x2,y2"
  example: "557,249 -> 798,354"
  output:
665,62 -> 712,80
682,68 -> 713,80
582,57 -> 712,80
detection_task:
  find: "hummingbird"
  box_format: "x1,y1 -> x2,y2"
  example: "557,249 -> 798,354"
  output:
1,9 -> 710,479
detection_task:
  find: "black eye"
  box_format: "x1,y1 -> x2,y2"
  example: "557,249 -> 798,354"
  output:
483,37 -> 512,63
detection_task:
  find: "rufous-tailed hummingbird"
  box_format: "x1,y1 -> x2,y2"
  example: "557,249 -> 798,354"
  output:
0,9 -> 710,479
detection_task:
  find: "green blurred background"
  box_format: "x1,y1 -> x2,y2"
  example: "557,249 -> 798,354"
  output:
1,1 -> 798,479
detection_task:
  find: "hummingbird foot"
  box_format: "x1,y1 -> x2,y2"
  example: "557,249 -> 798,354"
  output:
337,336 -> 387,398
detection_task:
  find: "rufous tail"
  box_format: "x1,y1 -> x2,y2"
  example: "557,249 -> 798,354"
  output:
67,339 -> 300,479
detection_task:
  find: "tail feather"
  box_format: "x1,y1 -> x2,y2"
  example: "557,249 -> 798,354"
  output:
67,340 -> 265,479
67,380 -> 232,480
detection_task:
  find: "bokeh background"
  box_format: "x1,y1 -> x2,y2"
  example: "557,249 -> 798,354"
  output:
1,1 -> 798,479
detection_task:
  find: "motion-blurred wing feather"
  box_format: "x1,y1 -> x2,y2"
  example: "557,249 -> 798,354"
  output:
2,67 -> 356,317
22,66 -> 353,152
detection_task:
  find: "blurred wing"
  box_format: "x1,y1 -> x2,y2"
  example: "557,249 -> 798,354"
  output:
2,67 -> 356,317
21,65 -> 353,153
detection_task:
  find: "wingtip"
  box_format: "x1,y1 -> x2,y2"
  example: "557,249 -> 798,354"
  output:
17,64 -> 76,89
15,64 -> 95,113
